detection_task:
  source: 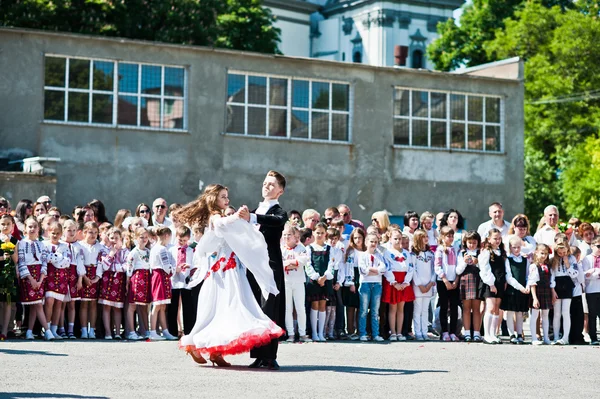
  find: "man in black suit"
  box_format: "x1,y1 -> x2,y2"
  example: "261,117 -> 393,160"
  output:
239,171 -> 287,371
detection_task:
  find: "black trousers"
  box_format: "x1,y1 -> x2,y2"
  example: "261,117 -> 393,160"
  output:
186,283 -> 202,335
248,271 -> 283,360
437,281 -> 460,334
587,293 -> 600,342
335,289 -> 345,332
401,301 -> 414,336
168,289 -> 195,335
569,295 -> 585,344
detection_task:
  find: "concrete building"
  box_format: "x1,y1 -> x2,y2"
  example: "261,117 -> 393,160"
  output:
265,0 -> 464,68
0,28 -> 524,225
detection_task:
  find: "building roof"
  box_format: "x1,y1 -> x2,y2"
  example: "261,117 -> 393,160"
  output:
263,0 -> 321,14
322,0 -> 465,16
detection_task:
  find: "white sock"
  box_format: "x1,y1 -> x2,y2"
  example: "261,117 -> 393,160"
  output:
47,322 -> 51,331
310,309 -> 318,339
492,315 -> 499,338
515,312 -> 523,336
506,311 -> 515,336
542,310 -> 550,341
318,311 -> 326,338
68,323 -> 74,333
328,308 -> 336,335
89,327 -> 95,334
50,325 -> 58,335
530,309 -> 539,341
483,313 -> 491,340
81,327 -> 88,335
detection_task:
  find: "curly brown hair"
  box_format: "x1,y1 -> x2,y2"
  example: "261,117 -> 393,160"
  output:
173,184 -> 227,230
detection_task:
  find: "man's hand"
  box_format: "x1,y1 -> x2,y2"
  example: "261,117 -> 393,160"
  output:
237,206 -> 250,222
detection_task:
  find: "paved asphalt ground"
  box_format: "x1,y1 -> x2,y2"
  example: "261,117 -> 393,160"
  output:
2,338 -> 600,399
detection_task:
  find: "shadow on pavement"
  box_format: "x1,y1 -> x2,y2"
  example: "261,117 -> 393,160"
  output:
0,394 -> 107,399
212,364 -> 448,375
0,348 -> 68,357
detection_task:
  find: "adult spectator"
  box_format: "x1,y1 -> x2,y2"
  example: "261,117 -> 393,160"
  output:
14,199 -> 33,233
152,198 -> 172,227
135,203 -> 152,226
439,209 -> 465,252
0,197 -> 20,240
577,223 -> 596,256
88,199 -> 109,224
402,210 -> 419,243
36,195 -> 52,208
506,214 -> 536,258
371,211 -> 391,238
32,202 -> 47,219
324,206 -> 354,239
534,205 -> 576,246
79,205 -> 95,223
47,207 -> 61,219
301,209 -> 320,230
289,210 -> 302,226
338,204 -> 365,230
476,202 -> 510,239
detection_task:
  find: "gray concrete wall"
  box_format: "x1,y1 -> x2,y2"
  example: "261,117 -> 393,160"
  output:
0,172 -> 57,206
0,28 -> 524,226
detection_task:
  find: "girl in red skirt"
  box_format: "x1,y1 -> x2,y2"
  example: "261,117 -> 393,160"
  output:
43,222 -> 71,339
61,219 -> 85,339
78,221 -> 107,339
125,227 -> 152,341
98,227 -> 129,339
149,226 -> 177,341
18,217 -> 54,340
383,227 -> 415,341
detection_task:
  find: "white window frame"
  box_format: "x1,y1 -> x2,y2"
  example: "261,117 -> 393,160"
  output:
392,87 -> 504,153
225,70 -> 352,144
43,54 -> 188,132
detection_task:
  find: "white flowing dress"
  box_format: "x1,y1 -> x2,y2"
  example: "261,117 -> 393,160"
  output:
179,214 -> 284,356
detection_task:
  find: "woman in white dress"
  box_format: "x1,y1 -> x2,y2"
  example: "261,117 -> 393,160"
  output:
176,184 -> 283,366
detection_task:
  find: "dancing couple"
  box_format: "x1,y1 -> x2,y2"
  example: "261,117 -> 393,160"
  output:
177,171 -> 287,370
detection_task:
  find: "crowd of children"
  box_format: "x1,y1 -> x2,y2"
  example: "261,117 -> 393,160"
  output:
1,196 -> 600,347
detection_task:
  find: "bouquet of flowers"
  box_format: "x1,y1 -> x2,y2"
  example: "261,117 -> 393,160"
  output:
557,222 -> 569,234
0,241 -> 17,304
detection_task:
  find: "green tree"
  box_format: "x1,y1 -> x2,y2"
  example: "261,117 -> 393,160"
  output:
0,0 -> 280,54
561,136 -> 600,221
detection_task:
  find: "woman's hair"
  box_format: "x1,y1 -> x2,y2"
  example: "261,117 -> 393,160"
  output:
438,226 -> 455,248
88,199 -> 108,224
482,228 -> 506,261
113,209 -> 131,229
15,199 -> 33,223
403,210 -> 419,231
579,222 -> 595,238
461,230 -> 481,252
533,244 -> 551,266
412,229 -> 430,254
552,238 -> 572,270
439,209 -> 465,230
76,205 -> 94,223
346,227 -> 366,261
174,184 -> 228,230
508,214 -> 530,235
372,211 -> 391,234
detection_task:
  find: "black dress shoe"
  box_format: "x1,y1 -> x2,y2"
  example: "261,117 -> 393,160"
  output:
249,359 -> 264,368
265,359 -> 280,370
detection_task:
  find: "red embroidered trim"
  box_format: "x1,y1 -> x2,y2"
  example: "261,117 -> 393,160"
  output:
211,257 -> 226,273
222,253 -> 237,272
179,323 -> 284,357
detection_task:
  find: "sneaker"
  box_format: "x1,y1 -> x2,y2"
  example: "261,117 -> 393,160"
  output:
405,333 -> 415,341
510,335 -> 518,344
464,335 -> 472,342
144,331 -> 151,339
286,336 -> 295,343
442,332 -> 451,342
554,339 -> 567,345
299,335 -> 313,343
483,337 -> 497,345
25,331 -> 34,340
88,330 -> 96,339
517,336 -> 525,345
44,330 -> 55,341
494,337 -> 503,344
318,334 -> 326,342
162,331 -> 178,341
415,334 -> 424,341
312,335 -> 319,342
373,336 -> 384,342
473,334 -> 482,342
338,331 -> 348,340
327,334 -> 335,340
389,334 -> 397,341
532,340 -> 543,346
149,331 -> 166,341
59,330 -> 67,339
450,334 -> 459,342
543,339 -> 552,345
114,335 -> 122,341
349,334 -> 359,341
127,332 -> 143,341
53,332 -> 63,340
104,336 -> 113,340
68,332 -> 76,339
80,330 -> 88,339
359,335 -> 369,342
422,333 -> 430,341
397,334 -> 407,341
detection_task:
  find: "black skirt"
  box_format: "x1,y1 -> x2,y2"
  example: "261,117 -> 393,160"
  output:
341,286 -> 360,308
501,286 -> 530,312
479,278 -> 506,300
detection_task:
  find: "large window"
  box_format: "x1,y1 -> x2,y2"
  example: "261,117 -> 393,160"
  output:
44,55 -> 186,131
226,71 -> 351,142
393,88 -> 503,152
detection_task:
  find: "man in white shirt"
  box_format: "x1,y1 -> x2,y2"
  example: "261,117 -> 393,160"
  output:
533,205 -> 576,246
477,202 -> 511,239
152,198 -> 172,227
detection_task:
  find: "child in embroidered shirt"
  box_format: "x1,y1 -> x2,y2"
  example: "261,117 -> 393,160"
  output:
357,233 -> 392,342
168,226 -> 195,337
435,226 -> 460,342
42,222 -> 71,340
149,226 -> 177,341
478,228 -> 507,344
550,238 -> 581,345
456,230 -> 483,342
420,212 -> 439,252
0,214 -> 18,341
338,227 -> 366,340
529,244 -> 554,345
326,227 -> 344,339
18,217 -> 54,340
98,228 -> 129,339
383,227 -> 415,341
305,223 -> 335,342
125,227 -> 152,340
78,221 -> 105,339
502,235 -> 531,344
61,219 -> 85,339
281,223 -> 311,342
410,229 -> 435,341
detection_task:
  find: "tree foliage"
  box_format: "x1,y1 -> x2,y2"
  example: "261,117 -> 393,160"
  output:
561,136 -> 600,221
0,0 -> 280,53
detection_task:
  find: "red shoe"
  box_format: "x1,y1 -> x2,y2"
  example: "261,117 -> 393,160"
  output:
0,334 -> 6,341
